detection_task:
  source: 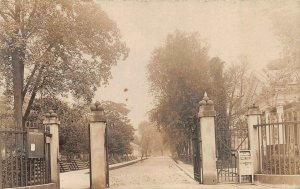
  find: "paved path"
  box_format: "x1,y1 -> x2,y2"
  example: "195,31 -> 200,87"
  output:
61,157 -> 196,189
60,159 -> 142,189
61,156 -> 300,189
109,156 -> 197,189
61,169 -> 89,189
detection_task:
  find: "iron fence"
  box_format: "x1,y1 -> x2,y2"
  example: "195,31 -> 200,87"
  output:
192,121 -> 202,183
255,113 -> 300,175
0,122 -> 51,188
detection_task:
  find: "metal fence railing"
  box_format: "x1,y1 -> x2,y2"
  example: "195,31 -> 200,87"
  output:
0,122 -> 51,188
255,113 -> 300,175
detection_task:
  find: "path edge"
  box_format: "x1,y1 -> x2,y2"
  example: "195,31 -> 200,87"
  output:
172,159 -> 195,181
109,157 -> 148,170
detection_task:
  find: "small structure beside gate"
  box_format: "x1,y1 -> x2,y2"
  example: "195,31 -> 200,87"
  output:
237,150 -> 253,183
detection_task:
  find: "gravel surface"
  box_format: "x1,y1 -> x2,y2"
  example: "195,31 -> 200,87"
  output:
61,156 -> 299,189
109,156 -> 197,189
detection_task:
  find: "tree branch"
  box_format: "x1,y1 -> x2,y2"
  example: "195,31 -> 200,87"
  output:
22,64 -> 38,100
23,83 -> 38,122
0,11 -> 9,22
22,44 -> 53,99
23,64 -> 45,121
24,0 -> 38,38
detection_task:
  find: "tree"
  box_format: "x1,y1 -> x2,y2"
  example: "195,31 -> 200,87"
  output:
259,3 -> 300,88
102,101 -> 135,156
29,97 -> 90,157
0,95 -> 13,128
209,57 -> 230,157
147,31 -> 227,157
224,59 -> 254,127
269,4 -> 300,68
0,0 -> 129,129
29,99 -> 135,158
138,121 -> 163,157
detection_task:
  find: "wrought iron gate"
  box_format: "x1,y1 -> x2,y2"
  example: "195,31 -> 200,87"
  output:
192,120 -> 202,183
0,122 -> 51,188
216,118 -> 250,183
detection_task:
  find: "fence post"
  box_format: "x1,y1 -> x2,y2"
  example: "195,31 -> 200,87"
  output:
276,102 -> 284,144
198,92 -> 217,185
247,104 -> 261,174
89,101 -> 107,189
43,110 -> 60,188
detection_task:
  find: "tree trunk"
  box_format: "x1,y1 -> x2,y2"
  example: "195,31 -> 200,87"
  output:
11,0 -> 24,129
12,48 -> 24,129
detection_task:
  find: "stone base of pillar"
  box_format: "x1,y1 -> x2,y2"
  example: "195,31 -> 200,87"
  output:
203,175 -> 217,185
90,186 -> 106,189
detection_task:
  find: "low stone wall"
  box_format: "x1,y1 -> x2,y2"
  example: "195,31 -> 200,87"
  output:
6,183 -> 56,189
255,174 -> 300,186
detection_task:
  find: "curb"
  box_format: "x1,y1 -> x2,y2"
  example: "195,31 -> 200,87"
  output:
109,158 -> 147,170
173,159 -> 195,181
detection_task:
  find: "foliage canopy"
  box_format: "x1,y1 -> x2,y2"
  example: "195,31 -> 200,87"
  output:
0,0 -> 129,127
147,31 -> 227,155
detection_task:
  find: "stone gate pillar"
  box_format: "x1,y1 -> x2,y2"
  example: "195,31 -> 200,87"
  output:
43,110 -> 60,188
89,101 -> 107,189
198,92 -> 217,185
247,104 -> 261,174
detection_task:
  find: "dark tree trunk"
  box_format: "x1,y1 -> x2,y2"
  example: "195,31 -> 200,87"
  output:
11,0 -> 24,129
12,48 -> 24,129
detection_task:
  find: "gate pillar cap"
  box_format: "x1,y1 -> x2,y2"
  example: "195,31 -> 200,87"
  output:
247,104 -> 261,116
90,101 -> 106,122
198,92 -> 216,118
43,110 -> 60,125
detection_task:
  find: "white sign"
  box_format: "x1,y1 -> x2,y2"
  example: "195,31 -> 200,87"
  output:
237,150 -> 253,183
31,144 -> 36,151
46,137 -> 51,144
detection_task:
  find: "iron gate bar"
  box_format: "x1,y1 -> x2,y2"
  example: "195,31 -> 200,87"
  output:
235,136 -> 249,151
216,136 -> 232,151
254,121 -> 300,127
192,120 -> 202,183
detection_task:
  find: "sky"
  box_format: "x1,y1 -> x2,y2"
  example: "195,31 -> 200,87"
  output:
94,0 -> 298,129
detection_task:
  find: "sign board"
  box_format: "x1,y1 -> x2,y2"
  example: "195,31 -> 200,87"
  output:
27,129 -> 45,158
31,144 -> 36,151
237,150 -> 253,183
